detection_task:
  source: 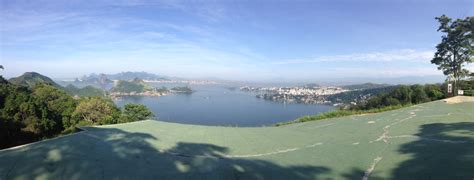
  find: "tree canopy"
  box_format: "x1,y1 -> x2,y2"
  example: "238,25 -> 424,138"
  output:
354,84 -> 445,110
431,15 -> 473,93
0,79 -> 154,149
72,97 -> 121,125
119,103 -> 155,123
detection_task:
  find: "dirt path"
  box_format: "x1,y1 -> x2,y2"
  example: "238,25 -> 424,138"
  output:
443,96 -> 474,104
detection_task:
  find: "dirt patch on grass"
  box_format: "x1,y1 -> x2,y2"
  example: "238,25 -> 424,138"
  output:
443,96 -> 474,104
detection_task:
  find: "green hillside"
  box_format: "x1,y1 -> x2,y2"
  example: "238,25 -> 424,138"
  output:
64,84 -> 105,97
8,72 -> 105,97
342,83 -> 391,90
9,72 -> 61,88
110,79 -> 152,93
0,98 -> 473,179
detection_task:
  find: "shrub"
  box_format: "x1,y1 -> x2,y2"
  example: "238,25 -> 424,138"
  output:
72,97 -> 121,125
424,84 -> 444,100
383,97 -> 401,106
411,85 -> 430,104
390,85 -> 413,105
463,90 -> 474,96
119,103 -> 155,123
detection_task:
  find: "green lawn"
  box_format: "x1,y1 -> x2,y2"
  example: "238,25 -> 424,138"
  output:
1,99 -> 473,180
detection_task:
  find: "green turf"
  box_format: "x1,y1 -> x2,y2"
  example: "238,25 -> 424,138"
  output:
1,100 -> 473,180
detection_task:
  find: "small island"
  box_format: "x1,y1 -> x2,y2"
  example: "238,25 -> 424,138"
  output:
109,78 -> 192,97
170,86 -> 193,94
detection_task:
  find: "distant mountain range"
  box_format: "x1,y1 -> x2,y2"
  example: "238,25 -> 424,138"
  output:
109,71 -> 169,81
78,71 -> 169,83
9,72 -> 104,97
342,83 -> 391,90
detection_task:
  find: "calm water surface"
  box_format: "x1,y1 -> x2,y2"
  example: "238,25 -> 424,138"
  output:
115,84 -> 334,126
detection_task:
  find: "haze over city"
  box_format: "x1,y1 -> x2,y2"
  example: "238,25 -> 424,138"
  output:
1,0 -> 472,82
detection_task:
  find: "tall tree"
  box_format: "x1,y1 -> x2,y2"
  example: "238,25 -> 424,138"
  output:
431,15 -> 473,95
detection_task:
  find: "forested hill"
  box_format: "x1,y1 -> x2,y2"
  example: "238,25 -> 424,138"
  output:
9,72 -> 61,88
342,83 -> 391,90
325,85 -> 400,104
64,84 -> 105,97
9,72 -> 104,97
110,79 -> 152,93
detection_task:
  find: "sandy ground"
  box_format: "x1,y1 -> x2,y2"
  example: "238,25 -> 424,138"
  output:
443,96 -> 474,104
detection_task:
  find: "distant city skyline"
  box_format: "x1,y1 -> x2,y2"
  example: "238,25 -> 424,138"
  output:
1,0 -> 473,82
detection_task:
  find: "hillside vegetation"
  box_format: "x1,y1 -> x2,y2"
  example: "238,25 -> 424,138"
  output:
325,85 -> 399,104
0,75 -> 154,149
9,72 -> 105,97
110,79 -> 152,93
64,84 -> 105,97
9,72 -> 61,88
170,86 -> 193,93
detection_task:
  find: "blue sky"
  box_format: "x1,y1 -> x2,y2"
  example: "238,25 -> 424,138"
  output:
1,0 -> 473,82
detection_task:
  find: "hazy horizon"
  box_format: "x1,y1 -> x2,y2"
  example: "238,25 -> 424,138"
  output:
1,70 -> 446,86
1,0 -> 473,82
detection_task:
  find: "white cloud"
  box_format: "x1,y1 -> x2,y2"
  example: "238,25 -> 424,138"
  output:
341,67 -> 441,77
272,49 -> 435,65
1,1 -> 461,82
0,9 -> 272,80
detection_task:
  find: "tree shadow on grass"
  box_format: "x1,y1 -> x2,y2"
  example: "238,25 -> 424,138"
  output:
340,122 -> 474,180
0,127 -> 331,180
392,122 -> 474,179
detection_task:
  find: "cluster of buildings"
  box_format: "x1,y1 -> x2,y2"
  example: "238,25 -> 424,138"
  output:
241,86 -> 349,105
241,86 -> 348,96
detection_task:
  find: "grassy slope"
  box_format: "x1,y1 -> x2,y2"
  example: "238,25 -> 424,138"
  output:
0,100 -> 473,179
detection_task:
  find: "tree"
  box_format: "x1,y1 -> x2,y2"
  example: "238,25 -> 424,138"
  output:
0,83 -> 34,147
390,86 -> 413,105
411,85 -> 430,104
72,97 -> 121,125
383,97 -> 401,106
364,94 -> 384,109
424,84 -> 444,100
0,76 -> 7,84
32,84 -> 77,132
431,15 -> 473,95
119,103 -> 155,123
